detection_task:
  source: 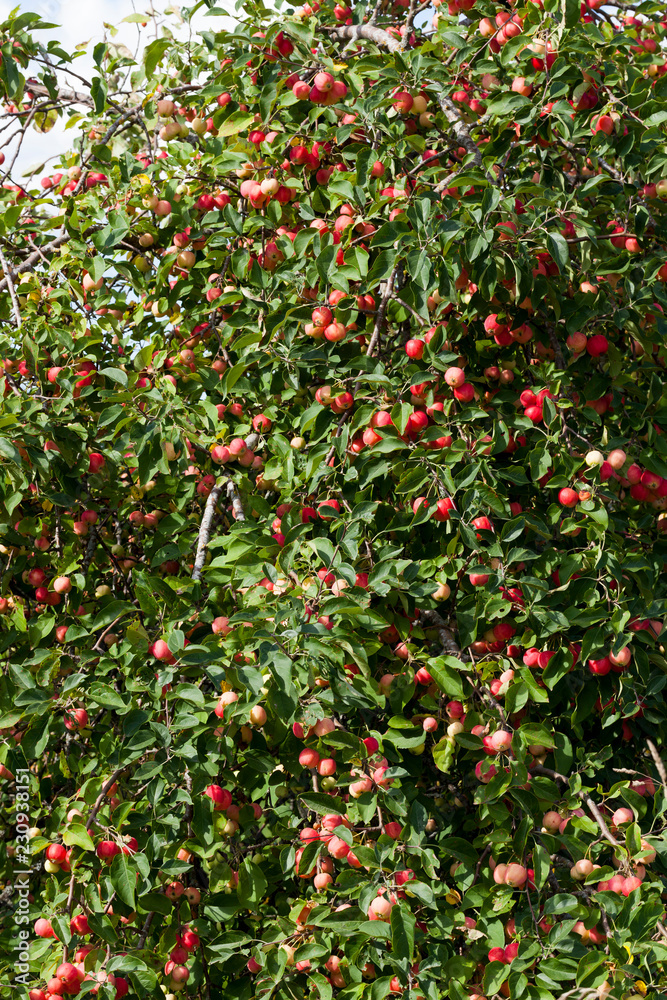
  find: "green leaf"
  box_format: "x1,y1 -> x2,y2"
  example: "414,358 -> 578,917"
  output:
110,852 -> 137,907
87,682 -> 128,710
576,951 -> 608,988
546,232 -> 569,272
62,823 -> 95,852
216,113 -> 257,137
144,37 -> 171,77
532,844 -> 551,889
300,792 -> 347,815
100,367 -> 129,387
238,859 -> 268,908
367,250 -> 397,289
391,904 -> 415,962
483,960 -> 509,995
308,973 -> 333,1000
90,76 -> 107,113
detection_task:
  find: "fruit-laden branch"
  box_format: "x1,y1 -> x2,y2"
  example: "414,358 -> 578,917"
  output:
324,24 -> 488,182
192,478 -> 245,582
0,225 -> 102,295
433,92 -> 484,172
323,262 -> 402,465
533,766 -> 619,846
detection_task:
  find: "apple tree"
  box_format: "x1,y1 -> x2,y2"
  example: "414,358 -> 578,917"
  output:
1,0 -> 667,998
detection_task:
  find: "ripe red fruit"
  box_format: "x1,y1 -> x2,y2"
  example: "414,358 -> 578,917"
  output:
405,338 -> 425,359
453,382 -> 475,403
586,333 -> 609,356
70,912 -> 90,935
407,410 -> 429,434
88,452 -> 105,474
96,840 -> 121,861
588,656 -> 611,676
46,843 -> 67,864
299,748 -> 320,768
558,488 -> 579,507
393,91 -> 414,113
472,515 -> 493,536
64,707 -> 88,731
152,639 -> 173,662
433,497 -> 455,522
204,784 -> 233,810
252,413 -> 272,432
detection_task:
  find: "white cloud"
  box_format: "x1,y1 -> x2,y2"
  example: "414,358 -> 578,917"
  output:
0,0 -> 237,178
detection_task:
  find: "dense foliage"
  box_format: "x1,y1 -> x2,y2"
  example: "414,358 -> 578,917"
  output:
2,0 -> 667,998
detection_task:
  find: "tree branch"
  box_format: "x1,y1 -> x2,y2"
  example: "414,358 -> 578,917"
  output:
532,766 -> 618,846
0,246 -> 22,328
433,92 -> 485,173
324,23 -> 402,52
25,81 -> 94,108
0,225 -> 102,296
85,768 -> 125,831
192,484 -> 225,582
646,739 -> 667,788
366,262 -> 400,358
192,478 -> 245,582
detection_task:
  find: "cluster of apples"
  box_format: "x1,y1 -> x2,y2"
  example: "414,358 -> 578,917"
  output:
390,89 -> 434,129
477,10 -> 524,49
291,71 -> 348,106
27,962 -> 129,1000
304,303 -> 355,343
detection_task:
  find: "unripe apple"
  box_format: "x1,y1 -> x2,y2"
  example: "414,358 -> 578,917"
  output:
609,646 -> 631,667
504,863 -> 527,887
607,448 -> 627,469
612,807 -> 634,826
249,705 -> 267,726
570,858 -> 594,880
542,811 -> 561,834
490,730 -> 512,752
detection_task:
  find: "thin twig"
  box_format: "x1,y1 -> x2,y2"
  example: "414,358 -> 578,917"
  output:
0,247 -> 22,328
393,295 -> 426,327
366,262 -> 400,359
646,739 -> 667,787
137,912 -> 154,949
93,613 -> 130,653
85,768 -> 125,831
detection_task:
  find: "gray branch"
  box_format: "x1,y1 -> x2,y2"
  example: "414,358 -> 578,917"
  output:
192,478 -> 245,582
